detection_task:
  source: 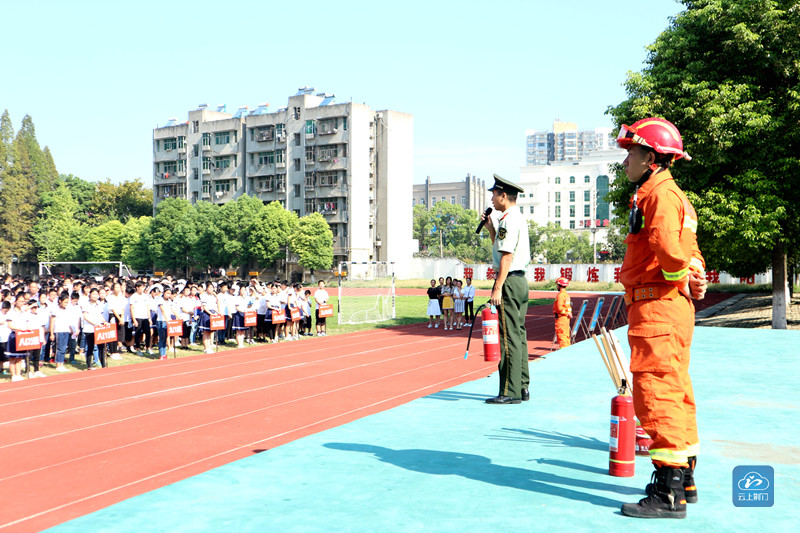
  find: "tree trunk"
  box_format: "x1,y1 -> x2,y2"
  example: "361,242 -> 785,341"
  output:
772,246 -> 788,329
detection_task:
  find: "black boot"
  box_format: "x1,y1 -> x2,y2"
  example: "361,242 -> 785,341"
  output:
683,456 -> 698,503
622,466 -> 686,519
645,456 -> 697,503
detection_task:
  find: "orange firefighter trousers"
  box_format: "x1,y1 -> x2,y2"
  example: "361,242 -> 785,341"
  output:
555,316 -> 571,348
627,294 -> 698,468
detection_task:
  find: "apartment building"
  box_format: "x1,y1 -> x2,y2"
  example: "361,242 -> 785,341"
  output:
412,174 -> 489,212
525,121 -> 614,165
516,148 -> 626,243
152,88 -> 414,269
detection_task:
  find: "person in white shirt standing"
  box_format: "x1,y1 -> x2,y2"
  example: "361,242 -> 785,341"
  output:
105,282 -> 126,360
463,277 -> 476,326
49,292 -> 74,372
130,282 -> 152,356
82,288 -> 109,370
314,280 -> 330,337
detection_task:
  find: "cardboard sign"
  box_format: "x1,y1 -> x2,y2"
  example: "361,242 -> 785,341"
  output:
226,270 -> 237,277
272,309 -> 286,324
15,330 -> 42,351
167,319 -> 183,337
248,271 -> 260,277
94,323 -> 118,344
244,310 -> 257,327
318,304 -> 333,318
210,314 -> 226,331
290,307 -> 301,322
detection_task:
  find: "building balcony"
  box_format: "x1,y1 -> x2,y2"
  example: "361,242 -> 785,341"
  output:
255,131 -> 274,142
212,167 -> 236,180
211,142 -> 239,156
202,143 -> 212,151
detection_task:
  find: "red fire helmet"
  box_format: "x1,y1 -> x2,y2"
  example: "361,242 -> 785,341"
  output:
556,277 -> 570,288
616,117 -> 691,162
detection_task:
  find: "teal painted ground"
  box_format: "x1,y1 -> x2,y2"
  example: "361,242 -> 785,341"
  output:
50,327 -> 800,532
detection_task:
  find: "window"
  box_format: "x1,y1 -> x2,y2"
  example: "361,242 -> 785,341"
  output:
215,132 -> 231,145
420,198 -> 426,206
276,150 -> 285,164
584,204 -> 591,217
555,206 -> 561,218
178,136 -> 185,148
276,123 -> 285,138
202,133 -> 211,146
305,120 -> 316,135
585,175 -> 591,183
569,205 -> 575,218
441,197 -> 446,204
155,140 -> 160,151
193,120 -> 199,133
569,191 -> 575,202
305,146 -> 315,163
318,118 -> 338,134
569,220 -> 575,229
342,117 -> 348,130
276,175 -> 286,190
570,176 -> 575,184
305,198 -> 316,212
584,190 -> 590,202
258,152 -> 274,165
305,171 -> 316,188
461,196 -> 466,207
318,145 -> 339,161
257,177 -> 273,191
431,197 -> 436,206
215,181 -> 231,193
520,207 -> 524,213
555,192 -> 561,203
202,157 -> 213,170
177,159 -> 185,172
163,161 -> 177,174
193,144 -> 199,157
319,199 -> 338,214
294,133 -> 301,146
293,107 -> 301,120
215,156 -> 231,169
529,206 -> 534,213
451,196 -> 456,204
318,171 -> 338,186
202,181 -> 210,194
163,138 -> 177,151
293,159 -> 301,171
555,177 -> 561,185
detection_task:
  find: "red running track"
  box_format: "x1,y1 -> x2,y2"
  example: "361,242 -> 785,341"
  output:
0,306 -> 564,532
0,293 -> 729,531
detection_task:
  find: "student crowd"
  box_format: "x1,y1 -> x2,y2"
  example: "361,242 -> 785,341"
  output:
425,276 -> 476,330
0,273 -> 332,382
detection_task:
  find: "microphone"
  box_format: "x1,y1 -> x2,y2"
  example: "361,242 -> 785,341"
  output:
475,207 -> 493,234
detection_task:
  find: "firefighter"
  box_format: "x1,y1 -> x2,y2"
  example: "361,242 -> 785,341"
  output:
616,117 -> 708,519
553,277 -> 572,348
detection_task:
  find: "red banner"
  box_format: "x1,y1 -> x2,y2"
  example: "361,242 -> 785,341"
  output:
290,307 -> 301,322
167,319 -> 183,337
244,310 -> 257,327
272,309 -> 286,324
318,304 -> 333,318
94,323 -> 118,344
15,330 -> 42,351
210,314 -> 225,331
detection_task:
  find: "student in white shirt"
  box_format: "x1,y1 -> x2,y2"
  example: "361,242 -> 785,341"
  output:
130,282 -> 152,355
49,292 -> 74,372
82,288 -> 109,370
463,277 -> 476,326
198,284 -> 219,354
314,280 -> 330,336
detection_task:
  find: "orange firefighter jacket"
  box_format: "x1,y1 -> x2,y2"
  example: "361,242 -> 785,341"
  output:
553,290 -> 572,317
620,169 -> 705,290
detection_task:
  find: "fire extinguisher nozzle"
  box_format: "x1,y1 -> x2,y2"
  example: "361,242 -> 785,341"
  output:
464,351 -> 469,360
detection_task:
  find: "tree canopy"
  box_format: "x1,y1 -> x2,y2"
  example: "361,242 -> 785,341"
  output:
607,0 -> 800,326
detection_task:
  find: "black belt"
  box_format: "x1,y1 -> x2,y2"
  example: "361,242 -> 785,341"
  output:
508,270 -> 526,277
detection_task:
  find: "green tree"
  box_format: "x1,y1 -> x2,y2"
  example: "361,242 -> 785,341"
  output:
289,212 -> 334,280
32,182 -> 84,261
121,216 -> 153,271
607,0 -> 800,328
539,223 -> 594,263
149,198 -> 200,275
413,202 -> 488,260
90,179 -> 153,224
17,115 -> 56,200
247,201 -> 298,269
82,220 -> 125,262
59,174 -> 96,224
0,129 -> 39,262
214,195 -> 266,268
0,110 -> 13,174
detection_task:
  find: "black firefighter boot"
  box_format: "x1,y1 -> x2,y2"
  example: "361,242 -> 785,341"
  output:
622,466 -> 687,519
645,456 -> 698,503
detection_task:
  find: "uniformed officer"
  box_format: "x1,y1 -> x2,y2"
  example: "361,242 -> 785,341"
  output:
481,174 -> 531,405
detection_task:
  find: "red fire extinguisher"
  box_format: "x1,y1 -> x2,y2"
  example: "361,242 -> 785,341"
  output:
463,303 -> 500,362
609,380 -> 635,477
481,306 -> 500,362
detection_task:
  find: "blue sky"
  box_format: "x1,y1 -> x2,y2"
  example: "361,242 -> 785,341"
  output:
2,0 -> 684,186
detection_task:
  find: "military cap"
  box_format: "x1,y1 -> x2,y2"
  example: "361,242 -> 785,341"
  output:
488,174 -> 524,195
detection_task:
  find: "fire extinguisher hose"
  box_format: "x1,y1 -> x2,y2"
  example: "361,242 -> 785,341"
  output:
464,302 -> 490,359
